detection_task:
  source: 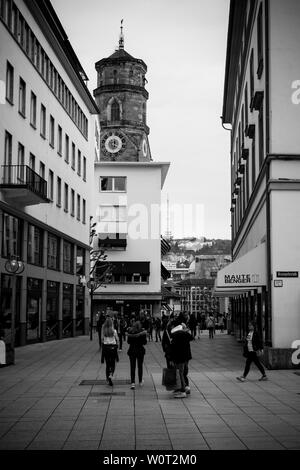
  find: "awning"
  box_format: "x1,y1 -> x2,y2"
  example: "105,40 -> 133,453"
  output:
214,243 -> 266,297
161,263 -> 171,280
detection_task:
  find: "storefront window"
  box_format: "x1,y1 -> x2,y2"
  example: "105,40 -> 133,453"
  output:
46,281 -> 59,340
76,285 -> 84,335
63,240 -> 74,274
76,246 -> 85,275
27,278 -> 42,343
63,283 -> 73,337
0,274 -> 21,346
47,234 -> 60,270
2,212 -> 22,259
28,224 -> 43,265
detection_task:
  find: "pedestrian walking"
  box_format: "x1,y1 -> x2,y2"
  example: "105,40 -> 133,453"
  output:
219,315 -> 224,333
188,312 -> 197,339
96,312 -> 106,349
206,314 -> 215,339
161,318 -> 175,368
237,322 -> 268,382
154,316 -> 162,342
127,321 -> 147,389
169,319 -> 193,398
148,316 -> 154,341
118,314 -> 127,351
101,317 -> 119,386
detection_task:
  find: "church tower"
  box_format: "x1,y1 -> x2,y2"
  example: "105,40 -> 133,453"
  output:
94,22 -> 151,162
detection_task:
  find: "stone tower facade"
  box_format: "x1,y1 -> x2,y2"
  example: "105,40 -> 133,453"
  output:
93,28 -> 151,162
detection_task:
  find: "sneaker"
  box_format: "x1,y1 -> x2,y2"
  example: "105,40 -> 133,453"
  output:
185,386 -> 191,395
237,376 -> 246,382
173,391 -> 187,398
139,381 -> 144,386
259,375 -> 268,381
130,383 -> 135,390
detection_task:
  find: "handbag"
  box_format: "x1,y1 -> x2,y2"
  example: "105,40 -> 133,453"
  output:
162,367 -> 181,391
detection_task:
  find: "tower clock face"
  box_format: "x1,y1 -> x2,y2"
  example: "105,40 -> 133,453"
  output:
101,131 -> 126,157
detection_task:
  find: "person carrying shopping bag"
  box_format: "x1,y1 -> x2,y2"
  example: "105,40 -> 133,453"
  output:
101,317 -> 119,386
127,321 -> 147,389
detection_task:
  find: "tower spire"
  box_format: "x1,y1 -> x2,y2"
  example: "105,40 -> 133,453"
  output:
119,19 -> 124,49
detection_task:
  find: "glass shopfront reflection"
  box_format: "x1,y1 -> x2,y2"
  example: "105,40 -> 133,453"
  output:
46,281 -> 59,340
63,283 -> 73,338
27,278 -> 42,343
0,274 -> 21,346
76,285 -> 84,335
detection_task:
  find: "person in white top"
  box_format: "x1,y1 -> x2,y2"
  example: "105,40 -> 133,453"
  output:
101,317 -> 119,386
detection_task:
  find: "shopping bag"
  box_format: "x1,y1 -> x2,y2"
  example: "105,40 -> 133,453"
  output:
162,367 -> 180,391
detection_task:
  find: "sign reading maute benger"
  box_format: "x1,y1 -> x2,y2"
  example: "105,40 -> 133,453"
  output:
224,274 -> 261,284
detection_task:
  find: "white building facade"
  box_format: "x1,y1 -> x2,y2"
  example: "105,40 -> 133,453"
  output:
0,0 -> 98,347
217,0 -> 300,368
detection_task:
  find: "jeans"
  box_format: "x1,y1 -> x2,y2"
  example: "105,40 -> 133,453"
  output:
104,349 -> 116,380
129,355 -> 144,383
208,327 -> 214,339
243,351 -> 265,377
155,329 -> 161,341
174,362 -> 189,392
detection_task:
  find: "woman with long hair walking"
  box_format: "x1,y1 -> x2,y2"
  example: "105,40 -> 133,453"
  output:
101,317 -> 119,386
127,321 -> 147,389
237,321 -> 268,382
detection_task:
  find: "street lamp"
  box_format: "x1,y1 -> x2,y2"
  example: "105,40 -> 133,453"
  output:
4,256 -> 25,364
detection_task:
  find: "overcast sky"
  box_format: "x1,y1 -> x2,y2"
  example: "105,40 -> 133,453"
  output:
51,0 -> 231,240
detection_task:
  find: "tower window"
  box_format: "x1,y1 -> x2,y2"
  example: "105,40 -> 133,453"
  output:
111,100 -> 120,121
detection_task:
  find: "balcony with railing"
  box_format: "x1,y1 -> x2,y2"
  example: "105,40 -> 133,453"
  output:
0,165 -> 50,206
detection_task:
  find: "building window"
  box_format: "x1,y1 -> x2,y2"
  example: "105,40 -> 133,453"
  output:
39,161 -> 45,179
77,194 -> 80,220
27,224 -> 43,266
56,176 -> 61,207
71,142 -> 75,170
57,125 -> 62,155
111,100 -> 120,121
4,131 -> 12,166
251,135 -> 256,190
65,134 -> 69,163
18,77 -> 26,117
258,105 -> 264,169
30,91 -> 37,128
47,233 -> 60,270
49,115 -> 54,147
77,150 -> 81,176
29,153 -> 35,171
100,176 -> 126,192
250,50 -> 254,104
48,170 -> 54,201
40,104 -> 46,138
6,61 -> 14,104
257,4 -> 263,78
71,189 -> 75,217
2,212 -> 22,259
17,142 -> 25,181
83,156 -> 86,181
82,199 -> 86,224
98,205 -> 126,222
64,183 -> 68,212
63,240 -> 74,274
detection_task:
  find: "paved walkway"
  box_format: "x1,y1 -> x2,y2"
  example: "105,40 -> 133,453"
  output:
0,332 -> 300,450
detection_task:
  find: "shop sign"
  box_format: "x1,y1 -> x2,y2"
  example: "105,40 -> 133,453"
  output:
274,280 -> 283,287
115,300 -> 124,304
276,271 -> 298,278
224,274 -> 260,284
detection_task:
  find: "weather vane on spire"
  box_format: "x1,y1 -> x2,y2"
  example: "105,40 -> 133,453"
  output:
119,19 -> 124,49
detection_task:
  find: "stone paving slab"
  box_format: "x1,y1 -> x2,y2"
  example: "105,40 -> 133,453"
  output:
0,334 -> 300,450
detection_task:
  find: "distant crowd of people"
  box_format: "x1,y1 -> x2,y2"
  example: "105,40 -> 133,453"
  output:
96,309 -> 266,397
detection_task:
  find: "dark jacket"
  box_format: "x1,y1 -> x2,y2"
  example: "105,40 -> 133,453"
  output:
244,329 -> 263,353
170,326 -> 193,363
127,330 -> 147,357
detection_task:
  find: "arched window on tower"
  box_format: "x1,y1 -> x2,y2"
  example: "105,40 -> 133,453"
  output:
111,100 -> 120,121
113,69 -> 118,84
142,102 -> 146,124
